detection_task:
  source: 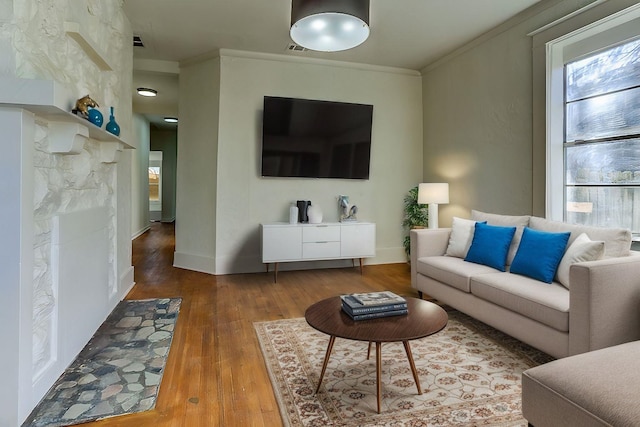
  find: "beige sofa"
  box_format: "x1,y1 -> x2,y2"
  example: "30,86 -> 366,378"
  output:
410,211 -> 640,359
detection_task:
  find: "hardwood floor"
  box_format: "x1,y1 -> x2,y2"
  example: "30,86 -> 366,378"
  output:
86,222 -> 417,426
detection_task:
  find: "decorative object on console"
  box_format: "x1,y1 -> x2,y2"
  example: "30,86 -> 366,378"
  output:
307,204 -> 323,224
106,106 -> 120,136
87,107 -> 103,127
289,204 -> 299,224
72,94 -> 99,118
402,186 -> 428,258
418,183 -> 449,229
338,195 -> 350,221
337,195 -> 358,222
290,0 -> 370,52
296,200 -> 311,223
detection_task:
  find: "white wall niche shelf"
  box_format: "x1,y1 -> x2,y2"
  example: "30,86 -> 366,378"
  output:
64,21 -> 113,71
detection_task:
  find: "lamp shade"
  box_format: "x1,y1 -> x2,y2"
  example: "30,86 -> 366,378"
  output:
418,183 -> 449,204
290,0 -> 370,52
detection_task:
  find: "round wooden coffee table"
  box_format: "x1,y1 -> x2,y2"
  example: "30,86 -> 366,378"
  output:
305,296 -> 448,413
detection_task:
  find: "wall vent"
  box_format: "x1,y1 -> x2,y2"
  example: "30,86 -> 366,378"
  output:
133,35 -> 144,47
286,43 -> 307,52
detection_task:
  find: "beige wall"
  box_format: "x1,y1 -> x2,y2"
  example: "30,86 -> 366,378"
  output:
213,52 -> 423,274
421,0 -> 599,225
174,57 -> 221,273
174,51 -> 423,274
131,113 -> 150,238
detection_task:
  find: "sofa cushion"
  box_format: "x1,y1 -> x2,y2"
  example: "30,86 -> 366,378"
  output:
416,256 -> 498,293
465,222 -> 516,272
555,233 -> 605,289
445,217 -> 484,258
510,227 -> 570,283
471,210 -> 530,265
529,216 -> 631,258
470,272 -> 569,332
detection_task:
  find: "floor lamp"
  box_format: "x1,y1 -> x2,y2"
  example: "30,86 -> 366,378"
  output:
418,183 -> 449,229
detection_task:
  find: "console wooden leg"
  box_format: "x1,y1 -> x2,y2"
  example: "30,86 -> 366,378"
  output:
359,258 -> 364,275
417,290 -> 423,299
274,262 -> 278,283
367,342 -> 372,360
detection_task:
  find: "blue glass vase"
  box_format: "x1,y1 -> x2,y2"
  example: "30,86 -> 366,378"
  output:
106,106 -> 120,136
87,108 -> 103,127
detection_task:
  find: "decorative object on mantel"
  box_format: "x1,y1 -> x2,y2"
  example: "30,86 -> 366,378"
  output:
87,107 -> 103,127
307,204 -> 323,224
338,195 -> 358,222
105,106 -> 120,136
72,94 -> 99,119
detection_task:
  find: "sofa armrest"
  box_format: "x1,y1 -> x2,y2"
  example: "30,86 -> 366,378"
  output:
410,228 -> 451,288
569,252 -> 640,355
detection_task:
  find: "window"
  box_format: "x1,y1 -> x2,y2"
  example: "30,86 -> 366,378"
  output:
564,38 -> 640,235
544,4 -> 640,239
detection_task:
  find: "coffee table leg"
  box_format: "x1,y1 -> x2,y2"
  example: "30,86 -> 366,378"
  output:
315,335 -> 336,394
403,341 -> 422,395
376,342 -> 382,414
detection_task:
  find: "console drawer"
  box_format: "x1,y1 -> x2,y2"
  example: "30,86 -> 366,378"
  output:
303,225 -> 340,242
302,241 -> 341,259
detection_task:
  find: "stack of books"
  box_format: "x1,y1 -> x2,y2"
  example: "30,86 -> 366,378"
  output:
340,291 -> 408,321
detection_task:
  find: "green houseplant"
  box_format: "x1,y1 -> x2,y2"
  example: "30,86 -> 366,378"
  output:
402,186 -> 428,258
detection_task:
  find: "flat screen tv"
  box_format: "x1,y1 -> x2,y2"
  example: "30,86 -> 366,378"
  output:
261,96 -> 373,179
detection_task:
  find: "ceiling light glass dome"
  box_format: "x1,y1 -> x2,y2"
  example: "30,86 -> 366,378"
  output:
290,0 -> 370,52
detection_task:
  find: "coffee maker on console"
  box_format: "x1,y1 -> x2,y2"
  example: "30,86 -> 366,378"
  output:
296,200 -> 311,223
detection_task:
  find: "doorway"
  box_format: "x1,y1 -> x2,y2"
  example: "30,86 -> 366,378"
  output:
149,151 -> 162,221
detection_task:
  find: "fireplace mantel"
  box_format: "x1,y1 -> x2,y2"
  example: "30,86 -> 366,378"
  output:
0,77 -> 133,162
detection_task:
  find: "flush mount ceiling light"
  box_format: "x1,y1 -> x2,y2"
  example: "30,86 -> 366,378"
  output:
163,117 -> 178,123
290,0 -> 370,52
136,87 -> 157,97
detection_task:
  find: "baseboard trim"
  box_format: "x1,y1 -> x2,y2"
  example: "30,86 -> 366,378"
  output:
173,251 -> 216,275
131,225 -> 150,240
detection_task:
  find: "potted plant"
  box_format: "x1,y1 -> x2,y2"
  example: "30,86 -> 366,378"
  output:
402,186 -> 428,259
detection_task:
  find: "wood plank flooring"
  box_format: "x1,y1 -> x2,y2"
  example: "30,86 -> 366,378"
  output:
85,222 -> 417,426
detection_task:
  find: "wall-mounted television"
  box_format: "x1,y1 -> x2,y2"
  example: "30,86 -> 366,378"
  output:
261,96 -> 373,179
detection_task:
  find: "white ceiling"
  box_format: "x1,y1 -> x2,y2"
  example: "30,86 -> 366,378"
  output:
124,0 -> 541,128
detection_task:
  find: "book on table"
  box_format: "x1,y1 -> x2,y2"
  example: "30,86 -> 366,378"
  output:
349,291 -> 406,306
342,307 -> 408,321
340,292 -> 408,320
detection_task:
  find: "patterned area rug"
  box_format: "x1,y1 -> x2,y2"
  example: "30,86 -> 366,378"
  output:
23,298 -> 182,427
254,310 -> 553,426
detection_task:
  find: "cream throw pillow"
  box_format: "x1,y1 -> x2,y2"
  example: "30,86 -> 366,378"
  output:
446,217 -> 477,258
555,233 -> 605,289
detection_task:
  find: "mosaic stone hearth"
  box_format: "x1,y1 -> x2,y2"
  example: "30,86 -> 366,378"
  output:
23,298 -> 182,427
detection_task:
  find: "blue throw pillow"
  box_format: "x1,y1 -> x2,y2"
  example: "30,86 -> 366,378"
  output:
464,222 -> 516,271
510,227 -> 570,283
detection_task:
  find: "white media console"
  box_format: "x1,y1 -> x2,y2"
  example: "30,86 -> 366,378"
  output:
261,222 -> 376,282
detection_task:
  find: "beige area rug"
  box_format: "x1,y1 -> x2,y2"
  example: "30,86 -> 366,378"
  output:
254,310 -> 553,426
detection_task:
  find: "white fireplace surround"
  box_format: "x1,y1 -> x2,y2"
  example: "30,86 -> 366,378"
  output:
0,76 -> 134,425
